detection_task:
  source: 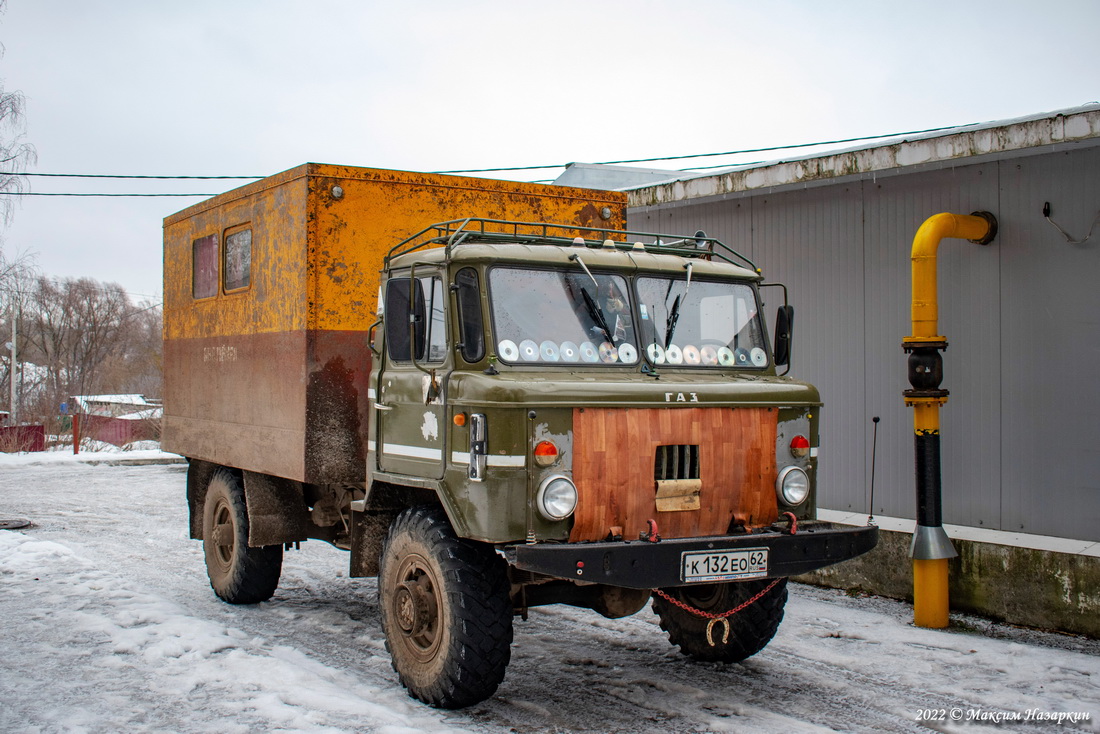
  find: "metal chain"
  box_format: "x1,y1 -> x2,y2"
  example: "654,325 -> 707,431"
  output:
653,578 -> 783,647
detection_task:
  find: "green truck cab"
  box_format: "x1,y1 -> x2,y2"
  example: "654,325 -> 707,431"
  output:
365,219 -> 875,706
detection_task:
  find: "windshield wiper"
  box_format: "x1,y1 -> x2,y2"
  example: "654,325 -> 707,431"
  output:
664,294 -> 681,349
663,262 -> 692,348
570,252 -> 615,344
581,287 -> 615,345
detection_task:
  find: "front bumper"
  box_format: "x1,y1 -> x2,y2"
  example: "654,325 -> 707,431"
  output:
504,522 -> 878,589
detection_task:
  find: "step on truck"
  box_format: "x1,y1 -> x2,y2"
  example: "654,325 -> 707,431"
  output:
163,163 -> 877,709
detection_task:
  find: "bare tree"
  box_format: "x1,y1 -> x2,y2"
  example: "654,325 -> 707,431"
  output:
97,300 -> 163,398
0,0 -> 39,422
0,0 -> 37,227
0,86 -> 33,223
12,277 -> 161,428
0,247 -> 37,422
21,278 -> 132,404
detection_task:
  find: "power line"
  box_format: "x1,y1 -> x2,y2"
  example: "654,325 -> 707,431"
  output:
0,119 -> 976,187
678,159 -> 767,172
434,122 -> 967,174
8,192 -> 214,197
17,173 -> 264,180
593,125 -> 963,166
434,163 -> 568,174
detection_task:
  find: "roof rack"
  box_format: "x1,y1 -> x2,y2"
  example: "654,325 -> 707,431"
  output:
385,217 -> 758,272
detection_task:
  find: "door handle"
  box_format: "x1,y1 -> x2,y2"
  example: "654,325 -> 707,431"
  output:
374,402 -> 394,411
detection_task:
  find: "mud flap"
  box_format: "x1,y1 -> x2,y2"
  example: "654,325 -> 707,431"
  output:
350,509 -> 398,577
243,471 -> 310,547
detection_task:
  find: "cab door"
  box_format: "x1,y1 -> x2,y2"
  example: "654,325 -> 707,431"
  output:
375,270 -> 449,479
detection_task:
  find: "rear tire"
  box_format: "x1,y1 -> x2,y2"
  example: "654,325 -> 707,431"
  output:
652,578 -> 787,663
379,505 -> 513,708
202,468 -> 282,604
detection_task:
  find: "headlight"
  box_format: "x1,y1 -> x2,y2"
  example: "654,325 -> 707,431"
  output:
776,466 -> 810,506
536,475 -> 578,521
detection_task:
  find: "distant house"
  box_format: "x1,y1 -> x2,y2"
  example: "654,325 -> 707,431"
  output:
68,394 -> 161,418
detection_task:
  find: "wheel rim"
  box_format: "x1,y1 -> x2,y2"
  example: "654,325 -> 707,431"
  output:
390,553 -> 442,663
677,583 -> 724,611
210,497 -> 235,572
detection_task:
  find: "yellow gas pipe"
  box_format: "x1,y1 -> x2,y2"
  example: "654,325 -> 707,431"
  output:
904,211 -> 996,629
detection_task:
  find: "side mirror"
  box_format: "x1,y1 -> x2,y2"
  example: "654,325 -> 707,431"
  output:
773,305 -> 793,367
368,317 -> 382,356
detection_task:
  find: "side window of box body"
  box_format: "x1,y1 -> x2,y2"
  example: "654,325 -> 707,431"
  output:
223,226 -> 252,292
192,234 -> 219,300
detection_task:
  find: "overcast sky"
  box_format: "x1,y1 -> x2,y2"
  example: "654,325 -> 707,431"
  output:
2,0 -> 1098,301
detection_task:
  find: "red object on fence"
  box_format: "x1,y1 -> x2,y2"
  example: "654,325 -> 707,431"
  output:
0,424 -> 46,453
75,414 -> 159,448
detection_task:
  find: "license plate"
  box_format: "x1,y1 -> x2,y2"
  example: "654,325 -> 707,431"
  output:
681,548 -> 769,582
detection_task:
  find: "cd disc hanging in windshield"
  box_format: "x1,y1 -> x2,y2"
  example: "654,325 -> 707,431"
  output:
700,345 -> 718,365
646,343 -> 666,364
540,340 -> 560,361
519,339 -> 540,361
665,345 -> 683,365
498,340 -> 519,362
682,345 -> 701,364
717,347 -> 735,366
598,342 -> 619,363
560,341 -> 580,362
580,341 -> 599,363
617,343 -> 638,363
750,347 -> 768,367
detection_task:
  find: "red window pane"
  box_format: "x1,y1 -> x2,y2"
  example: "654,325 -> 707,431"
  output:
192,234 -> 218,299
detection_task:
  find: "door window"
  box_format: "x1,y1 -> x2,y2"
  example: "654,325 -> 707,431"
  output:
385,275 -> 447,364
454,267 -> 485,363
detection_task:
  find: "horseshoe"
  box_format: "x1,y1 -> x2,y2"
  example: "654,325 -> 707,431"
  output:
706,616 -> 730,647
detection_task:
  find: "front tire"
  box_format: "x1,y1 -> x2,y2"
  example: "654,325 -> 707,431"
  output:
653,578 -> 787,663
379,505 -> 513,709
202,468 -> 282,604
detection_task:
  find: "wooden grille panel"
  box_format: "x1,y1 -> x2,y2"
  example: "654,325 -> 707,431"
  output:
655,444 -> 700,480
569,407 -> 778,542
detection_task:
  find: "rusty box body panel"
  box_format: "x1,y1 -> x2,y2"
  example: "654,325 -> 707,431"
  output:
162,164 -> 626,485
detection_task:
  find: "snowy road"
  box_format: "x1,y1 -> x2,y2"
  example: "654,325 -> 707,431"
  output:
1,457 -> 1097,733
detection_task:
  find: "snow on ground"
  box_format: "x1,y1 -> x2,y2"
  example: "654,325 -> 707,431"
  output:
0,441 -> 174,467
1,453 -> 1097,733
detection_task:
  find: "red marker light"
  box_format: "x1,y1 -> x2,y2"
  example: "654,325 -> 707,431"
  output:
790,435 -> 810,459
534,440 -> 559,467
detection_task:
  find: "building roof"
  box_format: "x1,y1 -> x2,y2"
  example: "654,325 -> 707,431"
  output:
70,395 -> 157,414
571,104 -> 1100,206
553,162 -> 682,189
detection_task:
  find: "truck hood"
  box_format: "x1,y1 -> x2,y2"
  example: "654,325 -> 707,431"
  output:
446,370 -> 820,409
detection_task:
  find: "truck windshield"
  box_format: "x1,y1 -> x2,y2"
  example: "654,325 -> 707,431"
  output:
489,268 -> 640,364
635,277 -> 769,367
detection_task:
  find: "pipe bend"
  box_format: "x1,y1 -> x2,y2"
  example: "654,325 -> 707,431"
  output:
913,213 -> 962,258
910,212 -> 995,340
914,212 -> 993,255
